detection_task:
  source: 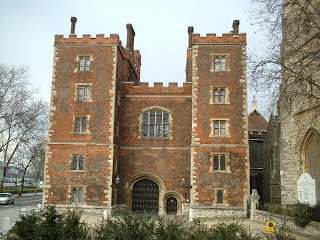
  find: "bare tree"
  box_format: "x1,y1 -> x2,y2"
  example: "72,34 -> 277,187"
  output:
12,138 -> 46,196
0,63 -> 48,192
248,0 -> 320,114
30,140 -> 46,195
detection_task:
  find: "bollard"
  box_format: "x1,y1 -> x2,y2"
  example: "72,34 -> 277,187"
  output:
189,208 -> 193,222
103,210 -> 108,219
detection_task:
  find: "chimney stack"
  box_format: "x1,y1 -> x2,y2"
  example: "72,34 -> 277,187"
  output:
126,24 -> 135,53
232,20 -> 240,35
71,17 -> 77,34
188,26 -> 194,48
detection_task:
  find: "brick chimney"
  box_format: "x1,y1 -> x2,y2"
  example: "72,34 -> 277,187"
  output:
188,26 -> 194,48
232,20 -> 240,35
126,24 -> 135,53
71,17 -> 77,34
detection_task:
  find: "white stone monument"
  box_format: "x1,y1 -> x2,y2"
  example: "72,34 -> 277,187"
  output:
297,173 -> 317,206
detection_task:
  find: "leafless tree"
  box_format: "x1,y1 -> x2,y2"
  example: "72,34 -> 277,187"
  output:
30,141 -> 46,195
0,63 -> 48,192
12,138 -> 46,196
248,0 -> 320,114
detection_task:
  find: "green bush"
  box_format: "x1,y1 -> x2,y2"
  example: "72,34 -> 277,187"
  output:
9,206 -> 302,240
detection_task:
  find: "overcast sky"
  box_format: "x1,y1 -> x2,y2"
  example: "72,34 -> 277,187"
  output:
0,0 -> 269,117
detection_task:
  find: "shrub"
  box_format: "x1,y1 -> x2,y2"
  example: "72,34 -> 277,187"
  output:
291,203 -> 312,227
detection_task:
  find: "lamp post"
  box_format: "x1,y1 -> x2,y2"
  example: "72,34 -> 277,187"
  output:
110,175 -> 120,188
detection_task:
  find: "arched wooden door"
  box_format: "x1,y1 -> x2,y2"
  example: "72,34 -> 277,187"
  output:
132,179 -> 159,213
166,197 -> 177,214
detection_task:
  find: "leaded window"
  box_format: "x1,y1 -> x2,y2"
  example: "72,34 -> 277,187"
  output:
72,155 -> 84,171
79,57 -> 91,71
75,117 -> 87,133
72,187 -> 83,204
142,109 -> 169,138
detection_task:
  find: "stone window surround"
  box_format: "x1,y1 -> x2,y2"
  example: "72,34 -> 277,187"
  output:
69,186 -> 86,205
138,106 -> 173,139
209,152 -> 231,173
72,115 -> 90,134
214,188 -> 228,206
210,54 -> 230,72
70,154 -> 85,172
209,118 -> 231,137
75,83 -> 93,102
74,55 -> 94,73
209,86 -> 230,105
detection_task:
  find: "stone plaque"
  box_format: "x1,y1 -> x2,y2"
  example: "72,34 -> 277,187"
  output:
297,173 -> 317,206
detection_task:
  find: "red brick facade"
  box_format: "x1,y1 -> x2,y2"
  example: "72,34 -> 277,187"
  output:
43,19 -> 249,215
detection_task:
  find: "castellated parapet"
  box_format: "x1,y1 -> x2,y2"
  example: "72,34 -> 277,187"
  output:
122,82 -> 192,95
54,34 -> 121,45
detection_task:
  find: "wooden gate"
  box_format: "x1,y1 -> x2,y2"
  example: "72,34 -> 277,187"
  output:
166,197 -> 177,214
132,179 -> 159,213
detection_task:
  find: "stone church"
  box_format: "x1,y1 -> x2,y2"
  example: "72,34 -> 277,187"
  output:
43,18 -> 250,216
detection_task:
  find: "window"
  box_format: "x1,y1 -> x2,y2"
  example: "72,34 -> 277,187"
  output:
210,87 -> 229,104
210,153 -> 230,173
214,121 -> 226,136
217,190 -> 224,204
77,85 -> 90,101
71,187 -> 83,204
214,155 -> 226,171
72,155 -> 84,171
213,88 -> 226,103
79,57 -> 91,71
75,117 -> 87,133
142,109 -> 169,138
211,55 -> 229,72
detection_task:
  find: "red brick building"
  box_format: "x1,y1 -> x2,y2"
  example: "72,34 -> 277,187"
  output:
43,18 -> 249,216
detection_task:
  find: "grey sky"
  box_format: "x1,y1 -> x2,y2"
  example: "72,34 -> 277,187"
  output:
0,0 -> 268,117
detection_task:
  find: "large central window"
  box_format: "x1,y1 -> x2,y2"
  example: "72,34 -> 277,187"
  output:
142,109 -> 169,138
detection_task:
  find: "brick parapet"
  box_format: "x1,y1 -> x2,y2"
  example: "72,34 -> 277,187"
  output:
191,33 -> 246,45
54,34 -> 120,45
121,82 -> 192,96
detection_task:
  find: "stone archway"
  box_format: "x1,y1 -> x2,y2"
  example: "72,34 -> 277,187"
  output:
127,172 -> 166,215
301,129 -> 320,203
163,190 -> 184,215
132,179 -> 159,213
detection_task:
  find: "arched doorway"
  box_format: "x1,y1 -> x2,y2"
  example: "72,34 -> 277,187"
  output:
166,197 -> 177,214
132,179 -> 159,213
303,131 -> 320,202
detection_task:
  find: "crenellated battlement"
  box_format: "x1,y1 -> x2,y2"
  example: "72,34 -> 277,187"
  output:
54,34 -> 121,45
122,82 -> 192,96
249,130 -> 267,140
191,33 -> 246,44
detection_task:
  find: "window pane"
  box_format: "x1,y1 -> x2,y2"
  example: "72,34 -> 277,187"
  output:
218,190 -> 223,204
142,124 -> 148,136
214,89 -> 219,103
143,113 -> 148,123
220,89 -> 225,103
85,57 -> 90,71
164,113 -> 169,123
157,111 -> 162,123
163,124 -> 169,137
157,125 -> 162,137
221,57 -> 226,70
150,111 -> 155,123
214,156 -> 219,170
214,57 -> 219,70
82,118 -> 87,132
72,188 -> 77,203
79,57 -> 85,71
79,156 -> 84,170
214,121 -> 219,135
84,86 -> 89,100
76,118 -> 81,132
220,156 -> 226,170
220,121 -> 226,135
72,156 -> 78,170
78,188 -> 83,203
78,87 -> 83,100
149,124 -> 154,137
